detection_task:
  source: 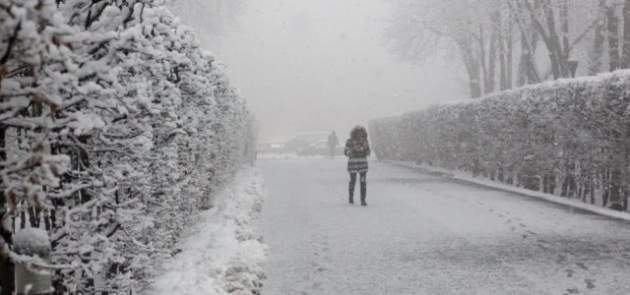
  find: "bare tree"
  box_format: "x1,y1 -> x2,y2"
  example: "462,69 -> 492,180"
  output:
589,0 -> 608,74
387,0 -> 605,98
509,0 -> 541,86
498,8 -> 515,90
622,0 -> 630,67
386,0 -> 509,98
608,2 -> 621,70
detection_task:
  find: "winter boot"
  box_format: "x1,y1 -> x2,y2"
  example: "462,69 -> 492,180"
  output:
349,184 -> 355,204
360,182 -> 367,206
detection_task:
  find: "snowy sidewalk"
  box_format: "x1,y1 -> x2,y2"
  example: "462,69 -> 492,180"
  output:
145,168 -> 267,295
387,160 -> 630,223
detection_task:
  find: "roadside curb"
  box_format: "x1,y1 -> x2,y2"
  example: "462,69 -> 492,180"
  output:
386,160 -> 630,223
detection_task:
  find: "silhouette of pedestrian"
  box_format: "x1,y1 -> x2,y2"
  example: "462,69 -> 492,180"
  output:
344,126 -> 370,206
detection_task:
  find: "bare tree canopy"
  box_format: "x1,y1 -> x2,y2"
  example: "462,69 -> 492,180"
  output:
386,0 -> 625,98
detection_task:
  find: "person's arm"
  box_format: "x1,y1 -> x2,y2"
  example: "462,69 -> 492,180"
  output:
344,140 -> 351,157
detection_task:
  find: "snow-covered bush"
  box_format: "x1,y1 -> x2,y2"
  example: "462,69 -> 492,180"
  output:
1,0 -> 256,293
370,71 -> 630,211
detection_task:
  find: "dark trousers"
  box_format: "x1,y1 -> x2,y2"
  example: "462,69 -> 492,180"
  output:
349,172 -> 367,202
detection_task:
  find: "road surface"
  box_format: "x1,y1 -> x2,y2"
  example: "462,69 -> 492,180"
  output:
260,158 -> 630,295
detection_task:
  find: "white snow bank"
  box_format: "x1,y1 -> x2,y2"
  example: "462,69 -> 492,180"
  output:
145,167 -> 268,295
388,161 -> 630,223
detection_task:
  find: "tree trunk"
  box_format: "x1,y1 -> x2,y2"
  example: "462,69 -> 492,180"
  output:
517,30 -> 540,86
610,168 -> 623,209
467,60 -> 482,98
478,23 -> 488,94
459,38 -> 483,98
608,5 -> 621,70
500,28 -> 507,90
561,0 -> 571,68
517,33 -> 529,86
541,0 -> 566,79
522,0 -> 572,79
514,0 -> 540,86
507,16 -> 514,89
485,10 -> 500,94
622,0 -> 630,68
589,0 -> 607,75
543,174 -> 556,194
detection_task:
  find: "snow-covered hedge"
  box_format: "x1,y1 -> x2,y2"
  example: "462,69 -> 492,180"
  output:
370,71 -> 630,211
0,0 -> 256,293
148,168 -> 267,295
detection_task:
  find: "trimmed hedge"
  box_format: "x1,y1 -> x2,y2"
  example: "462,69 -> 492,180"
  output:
0,1 -> 257,293
369,71 -> 630,210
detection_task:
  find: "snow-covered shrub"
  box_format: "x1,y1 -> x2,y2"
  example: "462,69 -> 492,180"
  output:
370,71 -> 630,211
1,0 -> 256,293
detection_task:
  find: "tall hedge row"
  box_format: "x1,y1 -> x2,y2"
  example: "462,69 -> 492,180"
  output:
369,71 -> 630,211
0,0 -> 256,293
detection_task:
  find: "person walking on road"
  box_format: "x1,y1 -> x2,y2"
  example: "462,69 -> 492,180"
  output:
344,126 -> 370,206
327,131 -> 339,158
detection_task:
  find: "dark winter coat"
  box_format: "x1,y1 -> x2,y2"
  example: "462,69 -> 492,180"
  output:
345,138 -> 370,173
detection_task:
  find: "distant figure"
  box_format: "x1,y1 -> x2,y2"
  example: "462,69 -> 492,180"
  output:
344,126 -> 371,206
327,131 -> 339,157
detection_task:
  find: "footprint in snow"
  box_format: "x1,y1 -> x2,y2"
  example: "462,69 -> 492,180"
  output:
565,269 -> 575,278
584,279 -> 595,290
557,254 -> 567,264
575,262 -> 588,270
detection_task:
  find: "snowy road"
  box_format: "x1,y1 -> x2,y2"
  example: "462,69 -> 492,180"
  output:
260,158 -> 630,295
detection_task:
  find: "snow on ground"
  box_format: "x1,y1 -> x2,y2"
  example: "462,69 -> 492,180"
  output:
145,167 -> 267,295
261,158 -> 630,295
388,161 -> 630,222
257,153 -> 330,160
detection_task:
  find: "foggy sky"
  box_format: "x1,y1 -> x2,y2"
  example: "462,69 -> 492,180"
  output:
173,0 -> 464,142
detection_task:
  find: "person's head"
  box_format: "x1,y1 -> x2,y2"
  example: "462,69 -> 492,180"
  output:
350,125 -> 368,141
